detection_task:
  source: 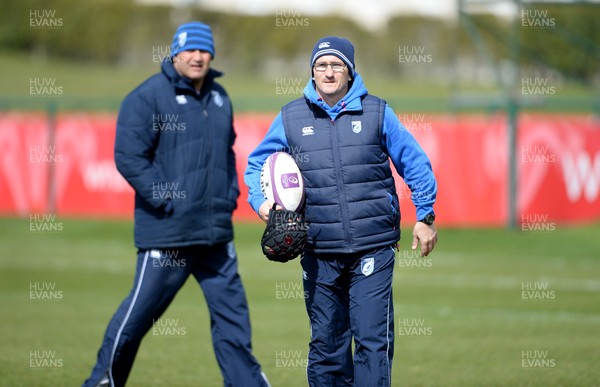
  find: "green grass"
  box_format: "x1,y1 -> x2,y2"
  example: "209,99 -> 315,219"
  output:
0,218 -> 599,386
1,49 -> 597,113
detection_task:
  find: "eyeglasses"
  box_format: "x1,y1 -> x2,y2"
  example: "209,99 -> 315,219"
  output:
313,62 -> 347,73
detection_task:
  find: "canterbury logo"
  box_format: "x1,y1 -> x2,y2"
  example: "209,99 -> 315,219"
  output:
318,42 -> 330,49
302,126 -> 314,136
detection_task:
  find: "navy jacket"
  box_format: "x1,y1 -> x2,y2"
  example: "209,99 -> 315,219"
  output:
115,60 -> 239,248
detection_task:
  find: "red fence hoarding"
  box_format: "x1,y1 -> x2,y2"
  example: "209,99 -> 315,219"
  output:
1,112 -> 598,227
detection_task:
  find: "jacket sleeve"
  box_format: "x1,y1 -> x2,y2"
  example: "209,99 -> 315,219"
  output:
244,112 -> 290,214
114,91 -> 171,212
381,105 -> 437,221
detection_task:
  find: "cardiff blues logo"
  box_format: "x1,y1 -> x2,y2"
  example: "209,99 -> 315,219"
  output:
361,257 -> 374,276
211,90 -> 224,107
177,32 -> 187,49
352,121 -> 362,134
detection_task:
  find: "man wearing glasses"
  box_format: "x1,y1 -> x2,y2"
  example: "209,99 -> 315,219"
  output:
245,36 -> 438,386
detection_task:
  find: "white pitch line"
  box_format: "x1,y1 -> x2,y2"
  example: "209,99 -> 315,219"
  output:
394,305 -> 600,324
395,273 -> 600,292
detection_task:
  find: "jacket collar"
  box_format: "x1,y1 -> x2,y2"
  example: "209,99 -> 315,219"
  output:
161,59 -> 223,95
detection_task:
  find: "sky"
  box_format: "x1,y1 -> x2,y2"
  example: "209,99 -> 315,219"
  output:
139,0 -> 462,30
138,0 -> 600,30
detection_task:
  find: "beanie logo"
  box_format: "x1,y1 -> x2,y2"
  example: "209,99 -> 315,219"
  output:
351,121 -> 362,134
211,91 -> 223,107
318,42 -> 330,49
177,32 -> 187,49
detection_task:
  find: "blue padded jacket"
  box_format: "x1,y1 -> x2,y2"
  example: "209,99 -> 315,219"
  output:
115,60 -> 239,248
245,73 -> 436,254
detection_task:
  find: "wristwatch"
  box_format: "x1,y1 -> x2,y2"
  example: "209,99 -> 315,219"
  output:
419,213 -> 435,225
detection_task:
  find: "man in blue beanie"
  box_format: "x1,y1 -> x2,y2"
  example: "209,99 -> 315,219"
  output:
245,36 -> 438,386
83,22 -> 270,387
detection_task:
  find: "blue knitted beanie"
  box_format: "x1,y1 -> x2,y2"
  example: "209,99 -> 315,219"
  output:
171,21 -> 215,58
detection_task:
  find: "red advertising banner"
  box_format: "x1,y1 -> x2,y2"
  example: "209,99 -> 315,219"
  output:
1,112 -> 598,226
518,114 -> 600,225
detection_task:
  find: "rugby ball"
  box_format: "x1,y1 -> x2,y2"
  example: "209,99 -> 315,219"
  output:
260,152 -> 305,212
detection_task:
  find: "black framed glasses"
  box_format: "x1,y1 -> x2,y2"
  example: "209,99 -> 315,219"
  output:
313,62 -> 347,73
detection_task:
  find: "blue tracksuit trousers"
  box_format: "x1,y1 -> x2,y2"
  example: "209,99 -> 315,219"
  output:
301,245 -> 396,387
83,242 -> 269,387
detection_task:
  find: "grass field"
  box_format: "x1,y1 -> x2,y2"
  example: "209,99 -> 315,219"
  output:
1,50 -> 597,114
1,217 -> 599,386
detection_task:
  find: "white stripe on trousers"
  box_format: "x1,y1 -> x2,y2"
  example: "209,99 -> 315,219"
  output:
108,250 -> 150,386
386,247 -> 395,386
385,288 -> 392,386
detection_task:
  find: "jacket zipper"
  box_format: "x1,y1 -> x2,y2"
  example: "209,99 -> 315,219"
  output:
202,95 -> 214,243
329,117 -> 354,251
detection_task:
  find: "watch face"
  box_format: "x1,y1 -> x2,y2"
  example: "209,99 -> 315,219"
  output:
422,213 -> 435,225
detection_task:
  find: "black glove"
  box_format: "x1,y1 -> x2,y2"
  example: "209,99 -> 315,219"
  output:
260,204 -> 308,263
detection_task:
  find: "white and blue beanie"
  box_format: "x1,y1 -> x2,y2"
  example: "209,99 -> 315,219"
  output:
170,21 -> 215,58
310,36 -> 355,75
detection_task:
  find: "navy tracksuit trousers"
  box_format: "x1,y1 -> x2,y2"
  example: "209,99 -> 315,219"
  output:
83,242 -> 269,387
301,245 -> 396,387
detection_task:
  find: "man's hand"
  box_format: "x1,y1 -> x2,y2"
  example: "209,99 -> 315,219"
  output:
258,201 -> 282,222
412,222 -> 438,257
